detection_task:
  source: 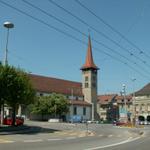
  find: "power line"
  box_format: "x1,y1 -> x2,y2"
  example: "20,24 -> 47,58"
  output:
48,0 -> 150,69
0,0 -> 149,80
74,0 -> 150,60
23,0 -> 150,75
0,1 -> 119,62
22,1 -> 132,64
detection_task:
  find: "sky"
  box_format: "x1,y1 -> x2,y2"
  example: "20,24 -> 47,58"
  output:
0,0 -> 150,95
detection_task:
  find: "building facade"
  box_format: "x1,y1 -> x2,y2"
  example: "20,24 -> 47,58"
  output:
133,83 -> 150,123
97,94 -> 132,122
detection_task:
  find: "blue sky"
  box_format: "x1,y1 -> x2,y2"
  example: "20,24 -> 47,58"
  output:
0,0 -> 150,95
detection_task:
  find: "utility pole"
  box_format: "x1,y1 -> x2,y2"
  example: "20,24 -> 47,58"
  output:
1,21 -> 14,125
71,88 -> 74,123
132,78 -> 136,125
122,84 -> 127,123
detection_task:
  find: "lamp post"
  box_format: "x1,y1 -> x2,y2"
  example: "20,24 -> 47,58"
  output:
91,102 -> 94,121
1,22 -> 14,125
3,21 -> 14,65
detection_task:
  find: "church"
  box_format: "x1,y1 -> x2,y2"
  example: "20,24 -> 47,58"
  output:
26,36 -> 99,122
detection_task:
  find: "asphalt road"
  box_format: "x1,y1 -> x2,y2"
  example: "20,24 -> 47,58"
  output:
0,121 -> 148,150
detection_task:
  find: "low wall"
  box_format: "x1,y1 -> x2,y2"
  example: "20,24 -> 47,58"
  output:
29,114 -> 56,121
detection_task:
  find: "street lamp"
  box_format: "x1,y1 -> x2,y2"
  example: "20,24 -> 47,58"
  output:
3,21 -> 14,65
1,22 -> 14,125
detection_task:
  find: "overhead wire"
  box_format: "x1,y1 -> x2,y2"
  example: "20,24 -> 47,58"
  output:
48,0 -> 150,68
48,0 -> 150,71
0,0 -> 149,80
74,0 -> 150,60
0,0 -> 123,64
23,0 -> 150,75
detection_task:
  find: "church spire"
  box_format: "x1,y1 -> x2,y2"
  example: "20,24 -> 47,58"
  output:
81,35 -> 98,70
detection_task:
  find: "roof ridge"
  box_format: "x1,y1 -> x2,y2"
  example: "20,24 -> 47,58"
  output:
29,73 -> 81,85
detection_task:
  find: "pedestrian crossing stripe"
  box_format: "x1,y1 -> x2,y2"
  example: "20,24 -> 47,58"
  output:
0,139 -> 15,143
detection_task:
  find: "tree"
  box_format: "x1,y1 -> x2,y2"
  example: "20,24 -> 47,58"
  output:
30,93 -> 69,120
0,65 -> 36,125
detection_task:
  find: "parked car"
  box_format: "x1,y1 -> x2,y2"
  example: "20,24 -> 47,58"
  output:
3,116 -> 24,126
115,121 -> 127,126
69,115 -> 82,123
147,121 -> 150,125
86,120 -> 99,124
139,121 -> 145,125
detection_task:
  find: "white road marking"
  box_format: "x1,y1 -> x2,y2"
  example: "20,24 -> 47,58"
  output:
84,137 -> 141,150
0,140 -> 15,143
65,137 -> 76,140
108,134 -> 113,137
24,139 -> 43,143
47,138 -> 62,141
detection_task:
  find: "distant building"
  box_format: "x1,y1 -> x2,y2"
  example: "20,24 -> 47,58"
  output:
133,83 -> 150,123
97,94 -> 132,122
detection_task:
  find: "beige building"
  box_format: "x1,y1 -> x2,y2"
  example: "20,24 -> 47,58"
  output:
133,83 -> 150,123
97,83 -> 150,123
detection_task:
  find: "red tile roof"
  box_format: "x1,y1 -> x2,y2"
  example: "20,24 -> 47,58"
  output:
97,94 -> 132,104
69,100 -> 91,106
97,94 -> 117,104
115,95 -> 132,103
28,74 -> 83,96
81,36 -> 99,70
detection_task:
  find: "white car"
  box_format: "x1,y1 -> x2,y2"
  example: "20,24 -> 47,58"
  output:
139,121 -> 144,125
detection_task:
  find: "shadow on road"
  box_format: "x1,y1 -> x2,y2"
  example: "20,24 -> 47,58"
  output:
0,125 -> 60,135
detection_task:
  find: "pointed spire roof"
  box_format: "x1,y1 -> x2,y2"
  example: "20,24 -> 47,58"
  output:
81,35 -> 99,70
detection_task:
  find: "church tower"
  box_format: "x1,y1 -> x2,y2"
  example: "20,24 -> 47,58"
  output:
81,36 -> 99,120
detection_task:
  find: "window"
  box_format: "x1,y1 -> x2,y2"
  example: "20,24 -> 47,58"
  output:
83,107 -> 86,115
92,76 -> 96,81
85,82 -> 89,88
40,93 -> 43,96
92,82 -> 96,88
73,107 -> 77,115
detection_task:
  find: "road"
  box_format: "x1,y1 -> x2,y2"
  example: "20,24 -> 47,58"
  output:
0,121 -> 149,150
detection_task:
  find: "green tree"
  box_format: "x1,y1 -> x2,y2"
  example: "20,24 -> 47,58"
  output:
30,93 -> 69,120
0,65 -> 36,125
